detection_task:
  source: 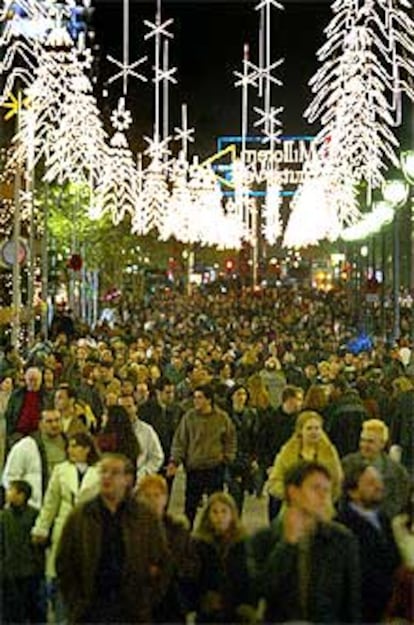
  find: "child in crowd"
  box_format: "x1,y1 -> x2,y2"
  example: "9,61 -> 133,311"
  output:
0,480 -> 46,623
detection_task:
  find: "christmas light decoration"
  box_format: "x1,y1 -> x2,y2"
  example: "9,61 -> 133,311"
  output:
262,170 -> 282,245
43,71 -> 108,185
159,153 -> 195,243
93,131 -> 137,225
341,200 -> 395,240
106,0 -> 147,95
110,96 -> 133,132
285,0 -> 414,247
135,156 -> 170,235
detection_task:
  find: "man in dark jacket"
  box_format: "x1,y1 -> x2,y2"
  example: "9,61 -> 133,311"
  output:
5,367 -> 45,442
139,377 -> 183,489
249,461 -> 361,624
56,453 -> 171,623
325,377 -> 368,457
337,461 -> 401,623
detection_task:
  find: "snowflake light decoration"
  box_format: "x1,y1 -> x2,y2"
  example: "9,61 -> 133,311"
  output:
110,97 -> 133,132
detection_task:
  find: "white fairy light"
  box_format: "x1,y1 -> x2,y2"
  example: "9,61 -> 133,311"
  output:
287,0 -> 414,245
262,170 -> 282,245
94,132 -> 137,225
43,69 -> 108,185
305,0 -> 414,182
160,153 -> 195,242
136,156 -> 170,235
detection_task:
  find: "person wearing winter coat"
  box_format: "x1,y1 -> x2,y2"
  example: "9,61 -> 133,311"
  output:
225,385 -> 259,514
136,474 -> 200,624
249,461 -> 361,624
0,480 -> 46,624
168,385 -> 236,527
2,408 -> 67,509
55,453 -> 171,624
32,432 -> 101,619
337,461 -> 401,623
192,491 -> 255,623
267,410 -> 343,516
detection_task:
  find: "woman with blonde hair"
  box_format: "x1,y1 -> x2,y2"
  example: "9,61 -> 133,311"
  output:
193,492 -> 255,623
267,410 -> 343,516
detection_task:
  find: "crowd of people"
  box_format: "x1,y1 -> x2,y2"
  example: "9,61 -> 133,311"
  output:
0,285 -> 413,624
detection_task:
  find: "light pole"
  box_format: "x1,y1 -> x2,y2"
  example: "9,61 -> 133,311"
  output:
382,179 -> 410,343
400,150 -> 414,343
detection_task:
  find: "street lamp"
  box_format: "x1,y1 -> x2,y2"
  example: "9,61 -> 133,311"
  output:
382,179 -> 409,343
400,150 -> 414,343
401,151 -> 414,184
382,179 -> 409,206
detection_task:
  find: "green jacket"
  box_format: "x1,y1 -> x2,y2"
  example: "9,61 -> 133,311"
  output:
248,516 -> 361,623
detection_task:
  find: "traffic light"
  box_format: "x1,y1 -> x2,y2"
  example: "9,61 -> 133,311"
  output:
225,259 -> 235,272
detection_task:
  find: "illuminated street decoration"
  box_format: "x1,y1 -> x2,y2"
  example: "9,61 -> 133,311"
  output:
106,0 -> 147,95
110,96 -> 133,132
160,153 -> 194,242
262,170 -> 282,245
341,200 -> 395,240
43,71 -> 108,185
232,0 -> 285,256
284,0 -> 414,247
135,156 -> 170,235
93,131 -> 137,225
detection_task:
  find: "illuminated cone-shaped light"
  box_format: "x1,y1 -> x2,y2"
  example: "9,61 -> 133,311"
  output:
262,169 -> 282,245
94,132 -> 137,225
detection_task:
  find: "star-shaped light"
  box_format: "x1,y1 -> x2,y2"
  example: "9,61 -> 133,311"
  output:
1,90 -> 31,120
143,135 -> 171,160
253,105 -> 283,130
144,17 -> 174,41
253,59 -> 284,87
174,122 -> 194,145
255,0 -> 284,11
110,97 -> 133,132
233,61 -> 259,88
106,54 -> 148,92
154,65 -> 177,85
72,45 -> 93,70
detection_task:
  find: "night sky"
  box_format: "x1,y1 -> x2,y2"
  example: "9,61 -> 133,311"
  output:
94,0 -> 332,157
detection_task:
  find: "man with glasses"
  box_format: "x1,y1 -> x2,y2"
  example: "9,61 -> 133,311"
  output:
168,384 -> 236,527
56,453 -> 170,624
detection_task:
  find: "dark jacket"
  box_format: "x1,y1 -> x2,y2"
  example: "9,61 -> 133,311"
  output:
342,451 -> 410,519
337,502 -> 401,623
5,387 -> 46,438
55,495 -> 171,624
227,407 -> 258,481
256,407 -> 297,471
325,390 -> 368,457
193,535 -> 253,623
248,516 -> 361,624
140,400 -> 183,461
0,504 -> 45,579
390,389 -> 414,476
153,513 -> 200,623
